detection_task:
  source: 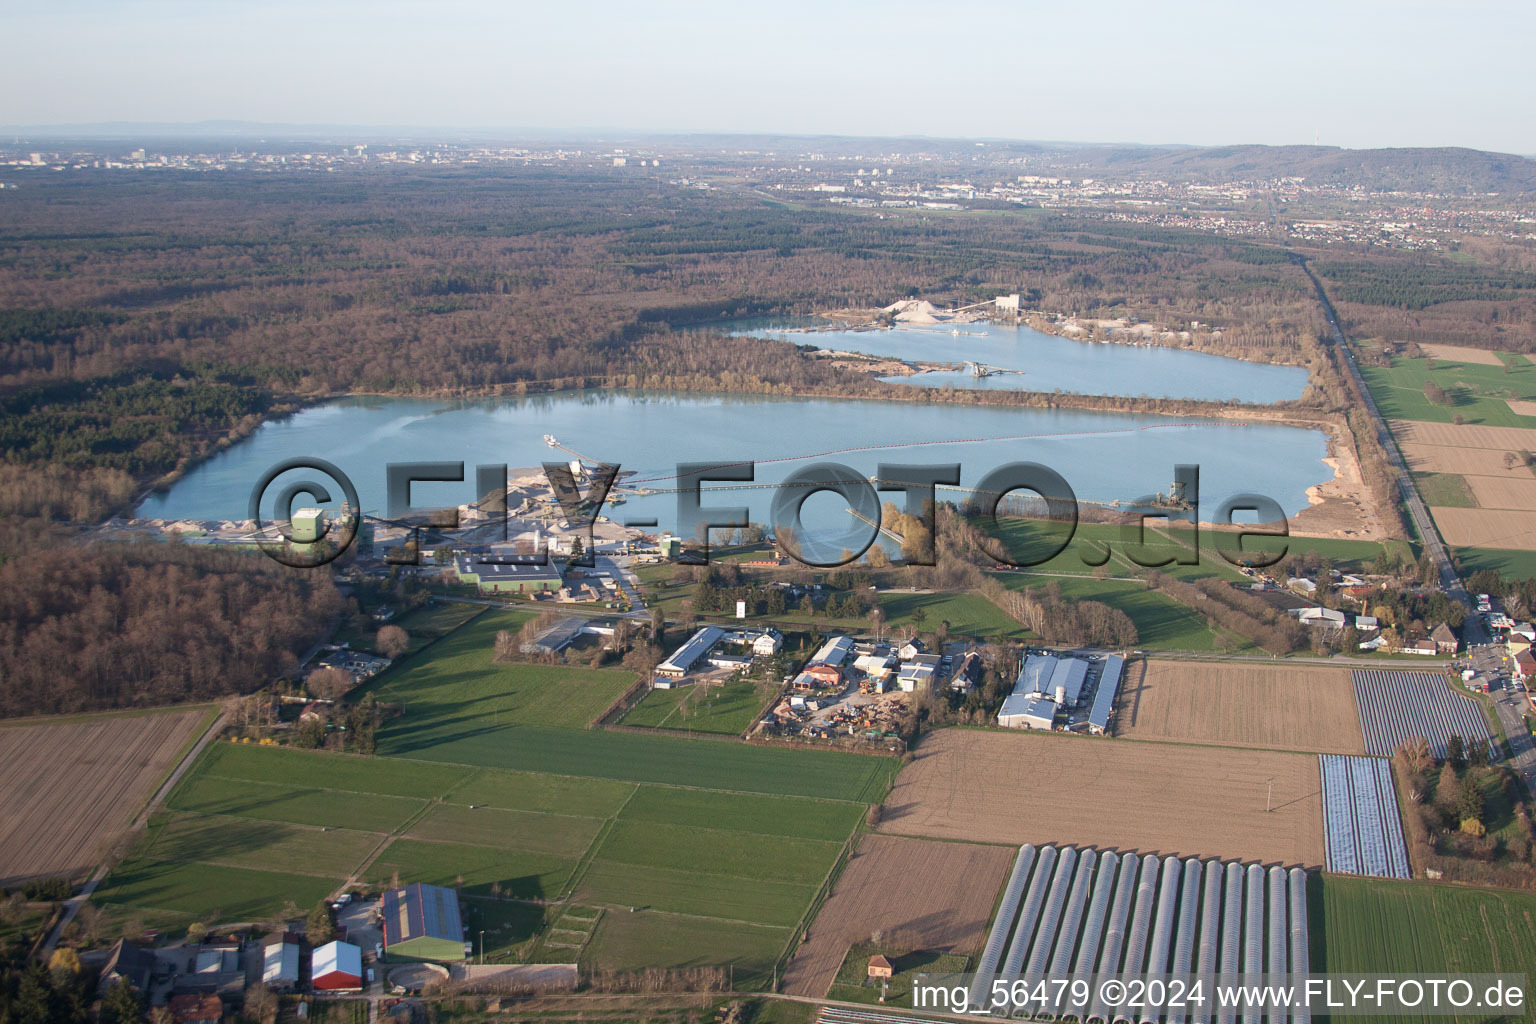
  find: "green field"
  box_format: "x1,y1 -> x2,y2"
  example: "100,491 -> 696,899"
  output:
369,610 -> 637,734
1360,353 -> 1536,427
406,803 -> 605,856
993,571 -> 1236,652
1414,472 -> 1479,508
370,838 -> 579,900
1455,546 -> 1536,580
94,854 -> 338,930
583,908 -> 789,987
383,722 -> 897,802
1319,876 -> 1536,1022
877,590 -> 1029,638
620,677 -> 777,734
616,787 -> 863,842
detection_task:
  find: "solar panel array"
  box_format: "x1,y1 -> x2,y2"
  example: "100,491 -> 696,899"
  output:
1319,755 -> 1410,879
1351,669 -> 1493,759
968,845 -> 1309,1022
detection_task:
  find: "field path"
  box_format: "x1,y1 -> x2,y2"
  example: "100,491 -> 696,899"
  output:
41,708 -> 227,955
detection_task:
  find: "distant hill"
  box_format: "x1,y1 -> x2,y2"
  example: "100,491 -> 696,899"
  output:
1072,144 -> 1536,193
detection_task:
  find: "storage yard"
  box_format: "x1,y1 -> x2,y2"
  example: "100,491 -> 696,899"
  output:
781,834 -> 1016,998
1114,661 -> 1365,754
1351,669 -> 1493,759
878,729 -> 1324,867
0,708 -> 210,884
1319,756 -> 1410,879
964,844 -> 1308,1018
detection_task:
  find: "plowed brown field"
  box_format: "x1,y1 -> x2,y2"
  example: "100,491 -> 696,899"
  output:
781,833 -> 1013,997
879,729 -> 1322,867
0,710 -> 207,884
1427,507 -> 1536,550
1114,660 -> 1364,754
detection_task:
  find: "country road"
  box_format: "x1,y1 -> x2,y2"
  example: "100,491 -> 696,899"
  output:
1293,253 -> 1536,795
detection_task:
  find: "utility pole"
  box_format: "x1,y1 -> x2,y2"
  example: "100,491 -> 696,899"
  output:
1266,777 -> 1274,813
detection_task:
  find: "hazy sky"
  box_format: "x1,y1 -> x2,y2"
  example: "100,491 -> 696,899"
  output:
5,0 -> 1532,153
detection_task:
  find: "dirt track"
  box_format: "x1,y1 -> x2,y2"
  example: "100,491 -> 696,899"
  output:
0,710 -> 206,884
782,833 -> 1013,998
1115,660 -> 1365,754
878,729 -> 1323,868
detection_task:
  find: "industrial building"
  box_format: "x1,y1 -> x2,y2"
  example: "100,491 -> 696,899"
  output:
452,552 -> 563,594
290,507 -> 324,543
312,940 -> 364,991
381,883 -> 467,962
804,635 -> 854,686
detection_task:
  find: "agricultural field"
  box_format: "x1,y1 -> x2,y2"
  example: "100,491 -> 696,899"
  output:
1389,419 -> 1536,553
1362,356 -> 1536,427
879,728 -> 1324,867
381,721 -> 897,802
781,834 -> 1014,998
369,610 -> 636,734
1319,876 -> 1536,1023
620,676 -> 777,734
98,712 -> 885,968
1352,670 -> 1494,759
876,590 -> 1029,639
0,707 -> 213,885
1114,660 -> 1366,754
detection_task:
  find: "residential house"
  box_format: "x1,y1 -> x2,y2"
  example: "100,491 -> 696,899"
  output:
1515,649 -> 1536,681
896,637 -> 926,661
97,939 -> 155,996
1430,622 -> 1460,655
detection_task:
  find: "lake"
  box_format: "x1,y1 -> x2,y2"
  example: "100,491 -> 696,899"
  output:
139,391 -> 1329,561
719,318 -> 1310,403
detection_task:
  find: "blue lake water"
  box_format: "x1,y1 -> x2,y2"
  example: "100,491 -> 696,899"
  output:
139,391 -> 1328,561
721,319 -> 1309,403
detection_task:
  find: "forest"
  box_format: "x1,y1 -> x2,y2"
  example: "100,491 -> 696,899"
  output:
0,527 -> 339,716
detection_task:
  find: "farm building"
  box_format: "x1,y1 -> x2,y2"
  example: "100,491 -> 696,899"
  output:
452,553 -> 563,594
1088,655 -> 1124,734
261,937 -> 300,990
998,694 -> 1056,730
382,883 -> 467,962
312,940 -> 364,991
519,615 -> 590,655
867,955 -> 893,979
656,625 -> 727,679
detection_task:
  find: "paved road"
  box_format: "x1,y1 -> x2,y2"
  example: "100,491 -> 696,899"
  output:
1294,253 -> 1535,792
42,709 -> 229,954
